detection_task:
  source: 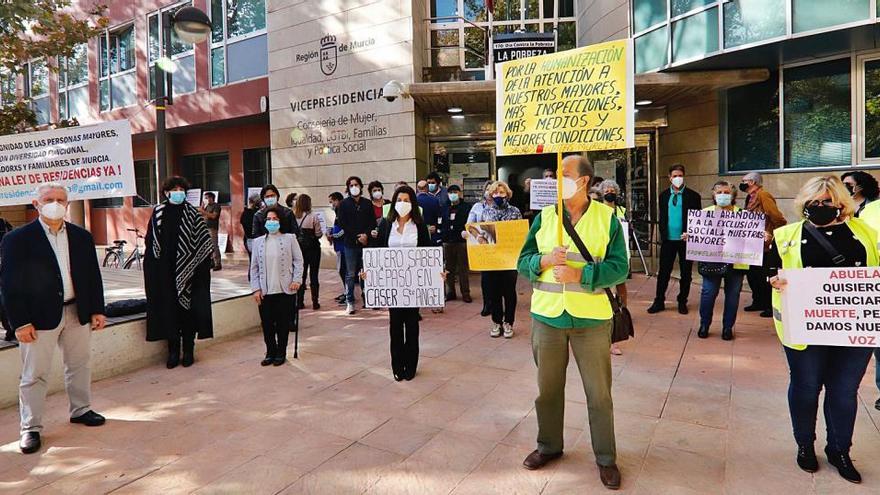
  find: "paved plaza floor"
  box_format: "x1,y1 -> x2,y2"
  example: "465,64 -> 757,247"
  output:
1,271 -> 879,494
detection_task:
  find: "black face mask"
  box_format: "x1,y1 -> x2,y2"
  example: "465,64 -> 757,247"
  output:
603,193 -> 617,203
844,184 -> 855,195
804,204 -> 840,226
738,182 -> 749,192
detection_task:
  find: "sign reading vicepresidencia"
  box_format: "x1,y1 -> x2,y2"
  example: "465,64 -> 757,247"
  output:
465,220 -> 530,271
0,120 -> 135,206
780,268 -> 880,347
495,38 -> 634,156
363,247 -> 445,308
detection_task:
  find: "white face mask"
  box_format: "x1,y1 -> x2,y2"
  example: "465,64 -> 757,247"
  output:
394,201 -> 412,217
561,177 -> 583,200
715,193 -> 732,207
349,186 -> 361,197
671,176 -> 684,188
371,190 -> 383,200
40,201 -> 67,220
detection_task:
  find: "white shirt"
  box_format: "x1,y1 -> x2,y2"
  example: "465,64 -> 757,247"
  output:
264,233 -> 284,295
388,219 -> 418,248
39,218 -> 75,302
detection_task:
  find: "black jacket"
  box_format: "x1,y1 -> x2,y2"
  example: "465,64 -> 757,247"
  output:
1,220 -> 104,330
658,186 -> 702,241
338,196 -> 377,247
376,219 -> 432,248
252,205 -> 298,238
239,207 -> 258,240
440,201 -> 472,243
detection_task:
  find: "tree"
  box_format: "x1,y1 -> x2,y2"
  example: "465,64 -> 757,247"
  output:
0,0 -> 107,135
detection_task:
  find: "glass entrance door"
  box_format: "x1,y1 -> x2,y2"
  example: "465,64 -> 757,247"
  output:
431,140 -> 495,203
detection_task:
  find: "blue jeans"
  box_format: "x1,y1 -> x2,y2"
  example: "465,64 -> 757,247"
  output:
698,269 -> 744,330
784,345 -> 873,452
344,245 -> 364,305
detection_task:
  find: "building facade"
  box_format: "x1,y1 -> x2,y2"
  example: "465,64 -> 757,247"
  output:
3,0 -> 273,250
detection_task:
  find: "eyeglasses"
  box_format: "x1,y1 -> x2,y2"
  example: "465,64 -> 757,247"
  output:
807,199 -> 836,208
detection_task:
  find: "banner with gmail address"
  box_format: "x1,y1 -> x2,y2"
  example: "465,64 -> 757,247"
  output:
0,120 -> 135,206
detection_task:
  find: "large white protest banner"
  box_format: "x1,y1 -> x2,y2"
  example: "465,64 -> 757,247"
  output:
780,267 -> 880,347
0,120 -> 134,205
685,209 -> 765,266
529,179 -> 557,210
363,247 -> 445,308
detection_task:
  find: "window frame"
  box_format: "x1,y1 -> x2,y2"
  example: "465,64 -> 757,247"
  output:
208,0 -> 268,88
26,59 -> 50,125
134,159 -> 158,207
856,51 -> 880,165
0,67 -> 16,106
148,1 -> 198,100
58,43 -> 90,120
181,152 -> 232,205
99,22 -> 138,113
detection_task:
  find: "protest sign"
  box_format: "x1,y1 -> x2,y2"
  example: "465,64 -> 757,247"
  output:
217,231 -> 229,252
780,267 -> 880,347
0,120 -> 134,205
529,179 -> 557,210
495,38 -> 634,156
363,247 -> 445,308
685,209 -> 765,266
185,189 -> 202,208
466,220 -> 529,271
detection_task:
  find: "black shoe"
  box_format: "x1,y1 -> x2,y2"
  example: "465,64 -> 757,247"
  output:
462,295 -> 473,303
697,325 -> 709,339
212,265 -> 222,271
181,353 -> 194,368
261,357 -> 274,366
480,305 -> 491,317
393,374 -> 404,382
522,449 -> 563,470
677,302 -> 688,315
797,444 -> 818,473
875,397 -> 880,411
647,302 -> 665,314
166,352 -> 180,369
722,328 -> 734,341
760,309 -> 772,318
598,464 -> 621,490
743,304 -> 764,312
825,448 -> 861,483
70,410 -> 106,427
405,370 -> 416,381
273,356 -> 285,366
19,432 -> 40,454
446,292 -> 457,301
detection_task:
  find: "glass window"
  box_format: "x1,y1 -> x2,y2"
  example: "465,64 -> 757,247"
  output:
464,27 -> 486,69
226,0 -> 266,38
431,30 -> 460,67
0,69 -> 15,105
91,196 -> 124,208
134,160 -> 157,207
635,26 -> 668,73
724,0 -> 786,48
559,0 -> 574,17
864,59 -> 880,159
210,0 -> 267,87
182,153 -> 231,204
633,0 -> 667,33
557,21 -> 576,52
793,0 -> 869,33
99,24 -> 136,112
211,0 -> 224,43
464,0 -> 488,21
671,0 -> 712,17
59,44 -> 89,120
494,0 -> 521,21
243,148 -> 270,195
149,3 -> 196,99
542,0 -> 554,18
432,0 -> 458,21
227,35 -> 267,83
63,44 -> 89,87
113,25 -> 136,73
526,0 -> 539,19
212,47 -> 226,87
784,59 -> 852,168
672,7 -> 718,63
28,60 -> 49,125
725,74 -> 780,171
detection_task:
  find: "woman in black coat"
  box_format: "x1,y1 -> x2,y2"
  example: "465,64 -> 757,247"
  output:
144,176 -> 214,369
370,186 -> 432,381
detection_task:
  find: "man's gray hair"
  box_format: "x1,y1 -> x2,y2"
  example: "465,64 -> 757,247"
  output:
597,179 -> 621,195
36,182 -> 67,199
743,172 -> 763,185
248,193 -> 261,206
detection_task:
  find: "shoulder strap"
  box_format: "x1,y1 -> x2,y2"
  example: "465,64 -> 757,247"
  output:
802,222 -> 846,266
559,207 -> 620,311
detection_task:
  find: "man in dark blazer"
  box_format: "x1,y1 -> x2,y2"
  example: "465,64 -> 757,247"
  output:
1,183 -> 107,454
649,164 -> 702,315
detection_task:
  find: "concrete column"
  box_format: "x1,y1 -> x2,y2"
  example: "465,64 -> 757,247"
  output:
68,200 -> 85,227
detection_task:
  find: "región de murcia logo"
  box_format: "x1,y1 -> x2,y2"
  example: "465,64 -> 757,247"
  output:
320,35 -> 338,76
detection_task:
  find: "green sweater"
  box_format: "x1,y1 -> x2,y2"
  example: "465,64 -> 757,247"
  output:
516,207 -> 629,329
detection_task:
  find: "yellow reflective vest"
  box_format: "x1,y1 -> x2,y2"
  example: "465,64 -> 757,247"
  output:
531,203 -> 614,320
771,218 -> 879,350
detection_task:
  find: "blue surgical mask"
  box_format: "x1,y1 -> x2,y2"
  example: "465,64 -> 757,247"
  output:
265,219 -> 281,233
715,193 -> 732,207
493,196 -> 507,207
448,193 -> 460,203
428,183 -> 437,192
264,196 -> 277,207
168,191 -> 186,205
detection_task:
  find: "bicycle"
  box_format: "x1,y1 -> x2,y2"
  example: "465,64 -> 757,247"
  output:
102,228 -> 146,270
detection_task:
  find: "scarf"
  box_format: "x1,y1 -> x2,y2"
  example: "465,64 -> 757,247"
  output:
150,201 -> 213,309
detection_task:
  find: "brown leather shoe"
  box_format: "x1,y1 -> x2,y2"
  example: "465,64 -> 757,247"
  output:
522,449 -> 562,470
598,464 -> 621,490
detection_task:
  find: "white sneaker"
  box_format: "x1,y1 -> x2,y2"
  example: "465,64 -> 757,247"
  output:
503,323 -> 514,339
346,303 -> 356,315
490,324 -> 503,338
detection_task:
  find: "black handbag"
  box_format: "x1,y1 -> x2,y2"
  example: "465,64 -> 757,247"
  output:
561,213 -> 634,344
698,261 -> 730,277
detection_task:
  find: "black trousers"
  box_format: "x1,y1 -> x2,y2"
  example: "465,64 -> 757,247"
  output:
259,293 -> 293,358
745,256 -> 771,309
301,245 -> 321,287
654,239 -> 692,304
389,308 -> 420,379
486,270 -> 518,325
168,305 -> 196,356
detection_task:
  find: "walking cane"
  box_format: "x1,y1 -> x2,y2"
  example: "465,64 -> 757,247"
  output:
293,304 -> 300,359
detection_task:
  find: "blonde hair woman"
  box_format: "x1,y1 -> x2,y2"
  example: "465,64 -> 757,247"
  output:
483,180 -> 522,338
768,175 -> 875,483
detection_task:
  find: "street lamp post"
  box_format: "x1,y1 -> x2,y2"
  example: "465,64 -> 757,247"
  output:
154,6 -> 211,192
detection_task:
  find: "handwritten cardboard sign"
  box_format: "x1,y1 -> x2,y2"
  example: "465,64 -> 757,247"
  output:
363,247 -> 445,308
